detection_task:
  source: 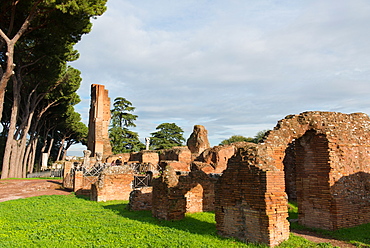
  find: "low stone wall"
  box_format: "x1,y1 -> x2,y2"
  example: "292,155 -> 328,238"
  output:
159,160 -> 190,172
159,147 -> 191,164
73,171 -> 98,196
90,166 -> 134,202
128,187 -> 153,211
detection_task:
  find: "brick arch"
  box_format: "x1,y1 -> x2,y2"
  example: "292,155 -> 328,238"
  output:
216,111 -> 370,246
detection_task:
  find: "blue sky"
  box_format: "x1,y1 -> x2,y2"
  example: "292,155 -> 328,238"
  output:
68,0 -> 370,155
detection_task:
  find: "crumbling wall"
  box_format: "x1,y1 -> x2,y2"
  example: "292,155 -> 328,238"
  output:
152,166 -> 217,220
62,161 -> 74,189
195,142 -> 249,173
91,166 -> 134,202
73,171 -> 96,196
134,150 -> 159,164
87,84 -> 112,157
158,147 -> 192,172
187,125 -> 210,160
216,111 -> 370,247
215,144 -> 289,247
128,187 -> 153,211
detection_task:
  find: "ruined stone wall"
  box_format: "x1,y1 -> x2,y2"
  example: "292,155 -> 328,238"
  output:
159,147 -> 191,164
128,187 -> 153,211
62,161 -> 74,189
135,150 -> 159,164
73,171 -> 97,196
215,144 -> 289,247
152,167 -> 217,220
158,147 -> 192,172
216,111 -> 370,247
91,166 -> 134,202
262,112 -> 370,230
195,142 -> 249,174
187,125 -> 210,160
87,84 -> 112,157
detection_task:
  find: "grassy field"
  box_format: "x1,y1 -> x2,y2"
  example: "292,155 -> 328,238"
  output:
0,195 -> 367,247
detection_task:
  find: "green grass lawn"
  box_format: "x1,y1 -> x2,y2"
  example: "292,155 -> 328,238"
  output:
0,195 -> 365,247
288,202 -> 370,247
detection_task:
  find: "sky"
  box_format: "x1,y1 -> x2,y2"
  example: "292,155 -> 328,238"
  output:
68,0 -> 370,156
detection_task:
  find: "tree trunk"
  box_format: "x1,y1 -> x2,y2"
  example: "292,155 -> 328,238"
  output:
1,78 -> 19,179
57,137 -> 66,161
47,136 -> 54,160
26,138 -> 38,174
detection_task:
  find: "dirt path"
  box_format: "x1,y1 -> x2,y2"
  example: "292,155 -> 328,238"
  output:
0,179 -> 358,247
0,179 -> 71,202
291,229 -> 357,248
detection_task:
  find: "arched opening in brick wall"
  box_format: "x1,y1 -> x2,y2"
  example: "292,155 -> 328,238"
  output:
283,130 -> 332,229
216,112 -> 370,246
185,183 -> 204,213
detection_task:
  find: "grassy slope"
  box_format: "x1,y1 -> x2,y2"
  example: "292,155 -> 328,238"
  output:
1,195 -> 366,247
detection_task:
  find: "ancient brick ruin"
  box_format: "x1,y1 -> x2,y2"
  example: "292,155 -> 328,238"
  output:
216,111 -> 370,246
187,125 -> 210,160
152,167 -> 217,220
87,84 -> 112,157
91,166 -> 134,202
63,104 -> 370,247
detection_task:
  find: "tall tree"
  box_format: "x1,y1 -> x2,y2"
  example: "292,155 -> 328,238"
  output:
0,0 -> 107,179
109,97 -> 144,154
0,0 -> 107,122
55,107 -> 88,161
150,123 -> 185,150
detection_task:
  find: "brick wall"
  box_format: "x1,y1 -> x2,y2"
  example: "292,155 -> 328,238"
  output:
90,166 -> 134,202
152,167 -> 217,220
87,84 -> 112,157
128,187 -> 153,211
215,144 -> 289,247
216,111 -> 370,247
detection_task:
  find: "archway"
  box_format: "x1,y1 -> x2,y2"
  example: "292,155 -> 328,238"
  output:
216,111 -> 370,246
284,130 -> 332,229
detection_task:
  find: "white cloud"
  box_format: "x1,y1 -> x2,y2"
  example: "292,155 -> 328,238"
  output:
70,0 -> 370,153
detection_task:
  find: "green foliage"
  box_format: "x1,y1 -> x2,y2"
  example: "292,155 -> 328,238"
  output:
111,97 -> 138,128
254,130 -> 269,143
150,123 -> 185,150
109,127 -> 144,153
219,135 -> 254,145
109,97 -> 143,153
219,130 -> 270,146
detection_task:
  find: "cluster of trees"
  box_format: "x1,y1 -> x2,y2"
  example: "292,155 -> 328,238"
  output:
109,97 -> 186,153
219,130 -> 269,145
109,96 -> 269,154
0,0 -> 107,179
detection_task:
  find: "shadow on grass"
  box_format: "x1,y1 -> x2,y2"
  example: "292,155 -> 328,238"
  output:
290,219 -> 370,247
102,203 -> 220,237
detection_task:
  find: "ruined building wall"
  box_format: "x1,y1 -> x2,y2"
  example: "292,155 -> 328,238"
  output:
91,166 -> 134,202
187,125 -> 210,160
152,167 -> 217,220
87,84 -> 112,157
261,112 -> 370,230
216,111 -> 370,247
215,143 -> 289,247
128,187 -> 153,211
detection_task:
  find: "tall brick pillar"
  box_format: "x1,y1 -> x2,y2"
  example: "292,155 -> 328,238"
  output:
87,84 -> 112,157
